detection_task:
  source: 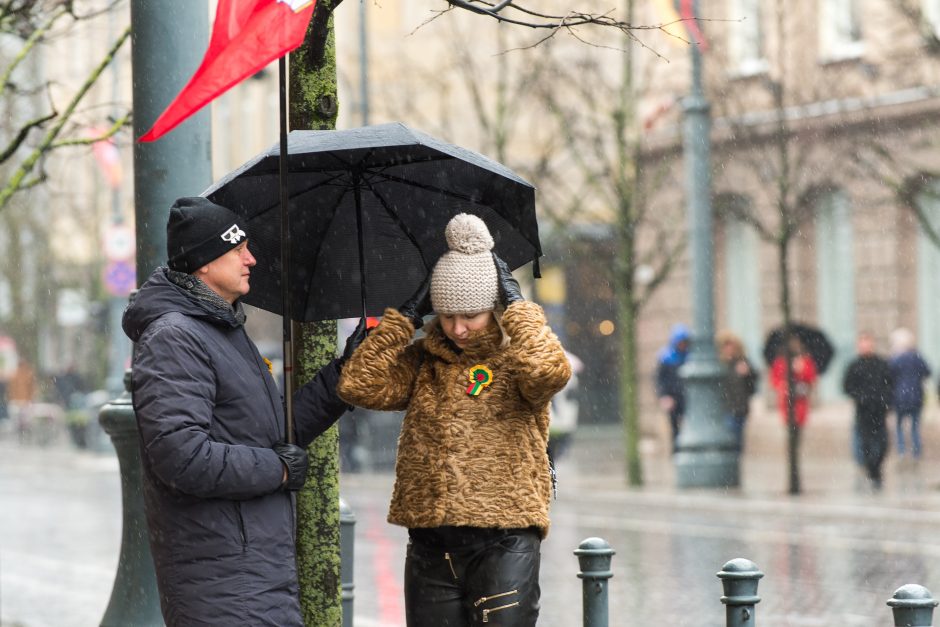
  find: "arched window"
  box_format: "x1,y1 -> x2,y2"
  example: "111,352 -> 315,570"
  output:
815,188 -> 856,401
719,194 -> 763,365
916,178 -> 940,371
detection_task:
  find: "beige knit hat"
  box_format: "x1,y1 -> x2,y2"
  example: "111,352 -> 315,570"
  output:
430,214 -> 498,315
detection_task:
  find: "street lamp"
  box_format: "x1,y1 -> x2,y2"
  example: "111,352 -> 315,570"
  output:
98,1 -> 212,625
674,0 -> 739,488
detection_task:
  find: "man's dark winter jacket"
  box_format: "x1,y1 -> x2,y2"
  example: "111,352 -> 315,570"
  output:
122,268 -> 347,627
843,354 -> 893,411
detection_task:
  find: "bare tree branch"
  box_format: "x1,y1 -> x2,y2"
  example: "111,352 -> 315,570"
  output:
0,23 -> 130,212
51,112 -> 130,148
0,110 -> 56,163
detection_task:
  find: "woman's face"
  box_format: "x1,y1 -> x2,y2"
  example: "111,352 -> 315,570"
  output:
439,311 -> 493,348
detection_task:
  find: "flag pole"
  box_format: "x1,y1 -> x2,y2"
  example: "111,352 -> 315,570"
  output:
278,54 -> 294,445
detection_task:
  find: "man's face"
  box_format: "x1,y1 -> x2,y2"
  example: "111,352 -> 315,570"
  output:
857,335 -> 875,356
197,240 -> 256,304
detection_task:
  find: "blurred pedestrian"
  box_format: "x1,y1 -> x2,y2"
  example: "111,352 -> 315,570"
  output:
842,331 -> 893,490
338,214 -> 571,627
888,327 -> 931,466
52,365 -> 86,410
7,357 -> 36,436
548,351 -> 583,461
655,324 -> 690,453
770,336 -> 818,429
717,331 -> 758,452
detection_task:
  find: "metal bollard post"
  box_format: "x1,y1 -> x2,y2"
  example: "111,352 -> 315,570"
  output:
888,584 -> 938,626
717,558 -> 763,627
575,537 -> 615,627
98,370 -> 163,626
339,498 -> 356,627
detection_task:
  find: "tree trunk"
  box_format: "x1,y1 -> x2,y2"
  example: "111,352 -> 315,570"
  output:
289,3 -> 343,625
778,238 -> 801,494
616,0 -> 644,486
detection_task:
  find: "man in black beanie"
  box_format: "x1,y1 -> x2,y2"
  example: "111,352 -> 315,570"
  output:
122,196 -> 365,627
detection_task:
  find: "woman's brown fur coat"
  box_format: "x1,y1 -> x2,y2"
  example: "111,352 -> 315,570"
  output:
337,301 -> 571,537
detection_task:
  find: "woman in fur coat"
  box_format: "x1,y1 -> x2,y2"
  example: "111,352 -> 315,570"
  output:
338,213 -> 571,627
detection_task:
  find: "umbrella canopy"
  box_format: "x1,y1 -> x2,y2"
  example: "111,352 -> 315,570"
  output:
203,122 -> 540,322
762,322 -> 835,374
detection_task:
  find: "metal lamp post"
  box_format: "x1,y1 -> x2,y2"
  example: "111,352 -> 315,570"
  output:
674,0 -> 740,488
98,1 -> 211,625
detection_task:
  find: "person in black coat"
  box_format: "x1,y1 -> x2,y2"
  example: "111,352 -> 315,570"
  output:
842,331 -> 893,490
122,197 -> 365,627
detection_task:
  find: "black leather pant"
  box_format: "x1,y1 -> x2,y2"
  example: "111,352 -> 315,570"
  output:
404,528 -> 541,627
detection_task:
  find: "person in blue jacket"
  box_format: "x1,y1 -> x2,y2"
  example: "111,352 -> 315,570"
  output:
656,324 -> 691,454
122,197 -> 364,627
888,327 -> 931,465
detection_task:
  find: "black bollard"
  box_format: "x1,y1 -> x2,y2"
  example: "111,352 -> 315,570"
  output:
717,558 -> 763,627
888,584 -> 938,627
574,537 -> 615,627
339,497 -> 355,627
98,370 -> 163,626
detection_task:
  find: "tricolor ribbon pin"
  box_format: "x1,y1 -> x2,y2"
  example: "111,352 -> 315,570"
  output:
466,365 -> 493,396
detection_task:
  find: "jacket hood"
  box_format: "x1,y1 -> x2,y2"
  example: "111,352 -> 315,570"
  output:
658,323 -> 691,367
122,267 -> 242,342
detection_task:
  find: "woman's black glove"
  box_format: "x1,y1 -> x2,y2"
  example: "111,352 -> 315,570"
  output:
273,442 -> 309,491
341,317 -> 368,363
398,274 -> 433,329
493,254 -> 523,306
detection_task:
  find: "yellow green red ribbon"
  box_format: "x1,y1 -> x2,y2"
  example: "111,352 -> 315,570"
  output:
466,365 -> 493,396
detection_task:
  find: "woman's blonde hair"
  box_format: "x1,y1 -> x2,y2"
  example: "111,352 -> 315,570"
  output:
716,330 -> 745,359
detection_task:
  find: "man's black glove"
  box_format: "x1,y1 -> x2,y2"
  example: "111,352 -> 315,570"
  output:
341,317 -> 368,363
398,274 -> 433,329
493,254 -> 523,307
273,442 -> 308,491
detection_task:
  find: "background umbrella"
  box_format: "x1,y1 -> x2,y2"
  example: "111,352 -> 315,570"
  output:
203,122 -> 541,322
762,322 -> 835,374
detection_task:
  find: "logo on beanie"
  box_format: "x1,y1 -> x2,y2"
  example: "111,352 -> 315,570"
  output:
221,224 -> 246,244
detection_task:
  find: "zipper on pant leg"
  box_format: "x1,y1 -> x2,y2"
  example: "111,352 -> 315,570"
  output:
444,552 -> 458,579
474,589 -> 518,607
482,601 -> 520,623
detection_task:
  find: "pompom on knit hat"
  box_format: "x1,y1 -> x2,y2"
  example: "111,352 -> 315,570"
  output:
166,197 -> 249,273
430,213 -> 499,315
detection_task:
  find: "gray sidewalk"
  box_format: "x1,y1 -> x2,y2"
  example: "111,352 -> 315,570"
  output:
3,397 -> 940,627
567,398 -> 940,505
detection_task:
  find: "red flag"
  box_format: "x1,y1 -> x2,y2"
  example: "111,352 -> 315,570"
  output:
679,0 -> 708,51
138,0 -> 316,142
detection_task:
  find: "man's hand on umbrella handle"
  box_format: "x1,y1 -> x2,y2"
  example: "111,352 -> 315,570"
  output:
273,442 -> 309,491
493,254 -> 524,307
398,274 -> 433,329
341,317 -> 368,364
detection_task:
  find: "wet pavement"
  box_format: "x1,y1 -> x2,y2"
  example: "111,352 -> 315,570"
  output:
4,399 -> 940,626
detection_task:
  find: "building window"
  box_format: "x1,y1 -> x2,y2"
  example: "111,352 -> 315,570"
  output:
815,189 -> 855,401
819,0 -> 864,62
728,0 -> 767,76
924,0 -> 940,37
722,200 -> 763,366
917,179 -> 940,372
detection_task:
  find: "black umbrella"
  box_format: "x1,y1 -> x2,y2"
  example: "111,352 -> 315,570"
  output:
762,322 -> 835,374
202,122 -> 541,322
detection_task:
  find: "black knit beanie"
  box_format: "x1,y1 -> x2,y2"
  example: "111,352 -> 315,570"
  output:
166,197 -> 249,273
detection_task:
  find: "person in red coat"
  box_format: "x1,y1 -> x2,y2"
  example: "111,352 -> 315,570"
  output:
770,337 -> 818,427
